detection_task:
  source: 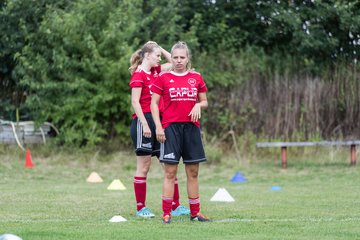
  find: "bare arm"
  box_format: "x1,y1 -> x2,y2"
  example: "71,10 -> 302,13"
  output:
188,92 -> 208,122
131,88 -> 151,138
159,46 -> 172,71
151,93 -> 166,143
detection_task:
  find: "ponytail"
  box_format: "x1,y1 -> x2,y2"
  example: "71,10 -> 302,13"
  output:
128,41 -> 159,74
129,49 -> 143,74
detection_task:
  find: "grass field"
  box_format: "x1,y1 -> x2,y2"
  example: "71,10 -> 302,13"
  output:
1,145 -> 360,240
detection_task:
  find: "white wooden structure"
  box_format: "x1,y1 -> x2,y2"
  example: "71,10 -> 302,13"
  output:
0,120 -> 59,150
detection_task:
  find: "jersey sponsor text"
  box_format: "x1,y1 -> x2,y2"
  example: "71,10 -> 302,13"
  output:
169,87 -> 198,99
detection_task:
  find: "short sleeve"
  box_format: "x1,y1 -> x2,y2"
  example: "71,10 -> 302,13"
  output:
129,71 -> 144,88
198,75 -> 208,93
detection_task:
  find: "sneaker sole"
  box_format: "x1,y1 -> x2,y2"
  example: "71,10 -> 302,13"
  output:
136,215 -> 155,218
171,212 -> 190,217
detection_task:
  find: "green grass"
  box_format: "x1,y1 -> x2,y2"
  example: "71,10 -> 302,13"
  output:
1,145 -> 360,239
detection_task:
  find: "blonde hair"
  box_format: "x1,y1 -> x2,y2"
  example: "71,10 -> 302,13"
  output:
129,41 -> 159,74
171,41 -> 192,70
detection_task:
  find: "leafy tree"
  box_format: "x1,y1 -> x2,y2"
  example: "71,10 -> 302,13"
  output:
6,0 -> 360,145
18,0 -> 141,145
0,0 -> 72,120
176,0 -> 360,73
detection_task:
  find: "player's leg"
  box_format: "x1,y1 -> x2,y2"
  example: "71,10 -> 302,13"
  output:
158,162 -> 190,216
131,117 -> 154,218
185,163 -> 200,215
162,163 -> 178,223
159,123 -> 182,223
185,163 -> 209,222
183,123 -> 209,222
151,122 -> 187,215
134,155 -> 153,215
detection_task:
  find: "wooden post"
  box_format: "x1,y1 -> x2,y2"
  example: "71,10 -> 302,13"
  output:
281,146 -> 287,169
350,144 -> 356,166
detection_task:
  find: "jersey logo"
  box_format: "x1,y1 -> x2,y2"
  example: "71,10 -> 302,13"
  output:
147,77 -> 150,81
169,79 -> 174,83
164,153 -> 175,159
142,143 -> 152,148
188,78 -> 196,87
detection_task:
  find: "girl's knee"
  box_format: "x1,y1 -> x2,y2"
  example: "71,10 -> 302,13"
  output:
185,164 -> 199,178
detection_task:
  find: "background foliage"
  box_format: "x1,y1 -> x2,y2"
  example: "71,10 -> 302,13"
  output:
1,0 -> 360,146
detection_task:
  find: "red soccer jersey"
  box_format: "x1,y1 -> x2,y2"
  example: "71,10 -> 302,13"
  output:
129,66 -> 161,119
151,70 -> 208,128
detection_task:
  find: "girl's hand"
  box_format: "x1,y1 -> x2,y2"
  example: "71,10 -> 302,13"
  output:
142,124 -> 151,138
188,103 -> 201,122
156,127 -> 166,143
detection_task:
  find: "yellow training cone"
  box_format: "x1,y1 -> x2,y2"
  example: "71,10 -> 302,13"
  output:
107,179 -> 126,190
86,172 -> 103,183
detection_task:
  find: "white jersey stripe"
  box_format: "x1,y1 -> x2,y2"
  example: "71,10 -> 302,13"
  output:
134,179 -> 146,184
189,198 -> 200,204
136,119 -> 142,149
151,83 -> 163,91
160,142 -> 164,160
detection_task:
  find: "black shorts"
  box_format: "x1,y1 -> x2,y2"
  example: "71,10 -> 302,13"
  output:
130,113 -> 160,157
159,123 -> 206,164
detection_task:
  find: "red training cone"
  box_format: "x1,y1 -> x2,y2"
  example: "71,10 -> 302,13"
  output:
25,148 -> 34,168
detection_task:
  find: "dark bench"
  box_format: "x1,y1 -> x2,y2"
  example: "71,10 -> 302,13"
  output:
256,141 -> 360,168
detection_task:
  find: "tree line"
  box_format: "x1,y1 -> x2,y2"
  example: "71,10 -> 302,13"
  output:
1,0 -> 359,146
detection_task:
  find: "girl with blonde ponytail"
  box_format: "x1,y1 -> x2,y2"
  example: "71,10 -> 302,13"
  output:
128,41 -> 190,218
